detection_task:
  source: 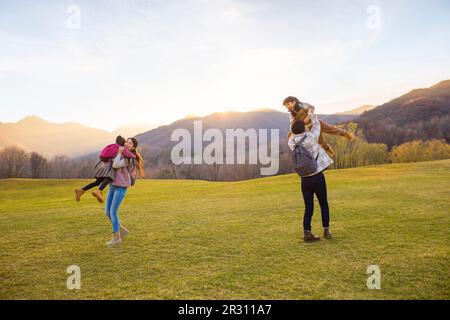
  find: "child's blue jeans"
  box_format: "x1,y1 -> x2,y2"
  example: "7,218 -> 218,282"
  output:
105,185 -> 127,233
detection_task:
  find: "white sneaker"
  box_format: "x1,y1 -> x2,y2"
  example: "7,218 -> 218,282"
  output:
106,238 -> 122,245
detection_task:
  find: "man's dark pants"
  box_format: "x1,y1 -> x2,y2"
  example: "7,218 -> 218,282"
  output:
301,171 -> 330,231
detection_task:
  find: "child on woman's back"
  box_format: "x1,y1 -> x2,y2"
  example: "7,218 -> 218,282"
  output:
74,135 -> 136,203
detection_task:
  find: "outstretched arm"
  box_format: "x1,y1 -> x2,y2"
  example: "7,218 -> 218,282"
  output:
288,136 -> 296,151
303,103 -> 315,124
309,114 -> 321,141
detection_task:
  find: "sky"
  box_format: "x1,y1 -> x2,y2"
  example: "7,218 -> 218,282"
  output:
1,0 -> 450,131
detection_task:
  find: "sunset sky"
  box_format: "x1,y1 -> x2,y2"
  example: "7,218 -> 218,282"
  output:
1,0 -> 450,131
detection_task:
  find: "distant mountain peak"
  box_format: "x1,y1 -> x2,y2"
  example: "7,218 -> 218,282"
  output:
17,115 -> 48,124
184,114 -> 201,119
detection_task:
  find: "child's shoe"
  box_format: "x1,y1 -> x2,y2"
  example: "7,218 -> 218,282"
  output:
323,228 -> 332,239
92,190 -> 104,203
74,189 -> 85,202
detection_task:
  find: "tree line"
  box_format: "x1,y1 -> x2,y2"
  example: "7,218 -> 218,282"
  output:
1,123 -> 449,180
0,148 -> 97,179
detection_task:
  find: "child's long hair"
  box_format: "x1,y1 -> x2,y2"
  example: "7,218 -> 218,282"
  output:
129,137 -> 144,178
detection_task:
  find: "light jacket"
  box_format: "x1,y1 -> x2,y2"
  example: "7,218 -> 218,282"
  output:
288,113 -> 334,176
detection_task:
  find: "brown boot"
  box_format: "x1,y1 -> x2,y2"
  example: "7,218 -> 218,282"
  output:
74,189 -> 85,202
304,231 -> 320,242
323,229 -> 332,239
92,190 -> 104,203
346,131 -> 356,141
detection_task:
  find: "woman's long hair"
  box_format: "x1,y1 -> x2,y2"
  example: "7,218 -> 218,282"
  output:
129,137 -> 144,177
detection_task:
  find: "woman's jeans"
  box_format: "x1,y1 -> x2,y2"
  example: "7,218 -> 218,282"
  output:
301,171 -> 330,231
105,185 -> 127,233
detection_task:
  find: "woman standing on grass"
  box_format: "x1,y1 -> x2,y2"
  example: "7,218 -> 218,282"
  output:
105,137 -> 144,245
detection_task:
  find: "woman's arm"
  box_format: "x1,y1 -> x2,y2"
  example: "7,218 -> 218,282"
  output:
112,154 -> 128,169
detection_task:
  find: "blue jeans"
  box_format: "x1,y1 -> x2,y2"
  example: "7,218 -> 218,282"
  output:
105,185 -> 127,233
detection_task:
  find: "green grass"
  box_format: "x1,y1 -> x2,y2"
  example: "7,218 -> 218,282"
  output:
0,160 -> 449,299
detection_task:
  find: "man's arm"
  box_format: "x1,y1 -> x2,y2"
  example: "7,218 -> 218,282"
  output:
288,136 -> 296,151
303,103 -> 315,124
309,114 -> 321,141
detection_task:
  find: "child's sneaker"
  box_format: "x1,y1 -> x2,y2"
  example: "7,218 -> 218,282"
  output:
92,190 -> 104,203
74,189 -> 85,202
323,229 -> 332,239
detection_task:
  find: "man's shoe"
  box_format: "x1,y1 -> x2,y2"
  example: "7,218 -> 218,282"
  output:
92,190 -> 104,203
304,231 -> 320,242
323,229 -> 332,239
74,189 -> 85,202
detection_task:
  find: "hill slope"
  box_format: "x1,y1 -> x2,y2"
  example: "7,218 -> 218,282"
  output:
1,160 -> 449,299
0,116 -> 114,158
355,80 -> 450,147
337,105 -> 375,115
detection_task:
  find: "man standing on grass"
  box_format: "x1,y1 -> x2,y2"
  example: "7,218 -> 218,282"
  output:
288,108 -> 334,242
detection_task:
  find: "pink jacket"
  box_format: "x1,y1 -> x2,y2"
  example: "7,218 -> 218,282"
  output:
112,154 -> 137,188
100,144 -> 136,162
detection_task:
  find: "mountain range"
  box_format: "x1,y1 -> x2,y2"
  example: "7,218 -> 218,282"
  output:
355,80 -> 450,147
0,117 -> 154,158
337,105 -> 375,115
0,109 -> 360,159
1,80 -> 449,158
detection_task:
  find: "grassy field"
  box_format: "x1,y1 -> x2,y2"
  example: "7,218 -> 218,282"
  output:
0,160 -> 449,299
